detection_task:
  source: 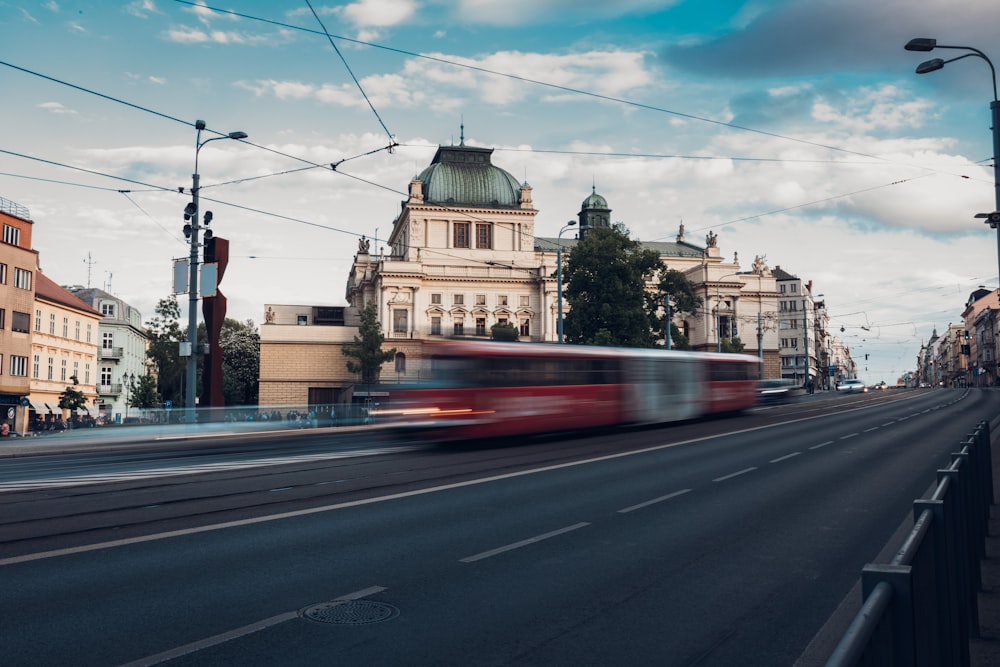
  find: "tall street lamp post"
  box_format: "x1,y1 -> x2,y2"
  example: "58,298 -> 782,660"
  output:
556,221 -> 576,343
905,38 -> 1000,284
184,120 -> 247,422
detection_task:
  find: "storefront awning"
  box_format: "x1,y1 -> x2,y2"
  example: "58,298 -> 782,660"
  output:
43,403 -> 53,413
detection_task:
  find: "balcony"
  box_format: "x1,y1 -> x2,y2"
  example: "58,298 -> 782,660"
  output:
97,383 -> 122,396
100,347 -> 123,360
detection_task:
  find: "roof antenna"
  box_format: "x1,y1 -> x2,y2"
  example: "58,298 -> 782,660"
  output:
83,252 -> 96,288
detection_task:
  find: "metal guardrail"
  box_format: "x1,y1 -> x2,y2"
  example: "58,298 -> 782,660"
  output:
0,195 -> 31,221
826,420 -> 994,666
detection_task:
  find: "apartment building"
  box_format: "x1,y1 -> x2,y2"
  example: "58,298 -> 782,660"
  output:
0,196 -> 38,433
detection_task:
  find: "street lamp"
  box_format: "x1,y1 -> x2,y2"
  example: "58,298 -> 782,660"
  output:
184,120 -> 247,422
556,221 -> 576,343
124,372 -> 135,421
905,38 -> 1000,285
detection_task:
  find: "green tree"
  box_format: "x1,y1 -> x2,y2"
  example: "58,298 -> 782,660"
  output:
719,336 -> 745,353
655,268 -> 703,351
129,374 -> 160,409
220,318 -> 260,405
58,374 -> 88,421
342,303 -> 396,384
145,297 -> 185,405
562,226 -> 664,348
490,322 -> 519,342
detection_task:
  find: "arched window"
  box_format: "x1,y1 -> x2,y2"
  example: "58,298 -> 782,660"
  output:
395,352 -> 406,373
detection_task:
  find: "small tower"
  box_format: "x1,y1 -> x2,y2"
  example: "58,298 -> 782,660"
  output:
577,186 -> 611,239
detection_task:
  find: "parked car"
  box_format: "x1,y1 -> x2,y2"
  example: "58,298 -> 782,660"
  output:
836,379 -> 867,393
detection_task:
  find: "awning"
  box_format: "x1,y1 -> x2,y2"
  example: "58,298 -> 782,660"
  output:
27,403 -> 42,413
43,404 -> 53,413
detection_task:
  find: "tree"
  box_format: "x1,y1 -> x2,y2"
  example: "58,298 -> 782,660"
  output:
58,374 -> 88,423
562,225 -> 664,348
129,374 -> 160,410
655,268 -> 703,351
220,318 -> 260,405
719,336 -> 745,354
342,303 -> 396,384
145,297 -> 185,405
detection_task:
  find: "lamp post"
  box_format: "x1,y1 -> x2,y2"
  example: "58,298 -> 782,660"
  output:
556,221 -> 576,343
905,38 -> 1000,285
184,120 -> 247,422
124,372 -> 134,421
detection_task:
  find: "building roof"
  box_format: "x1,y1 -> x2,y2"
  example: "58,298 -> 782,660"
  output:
535,236 -> 706,258
35,272 -> 102,316
771,265 -> 799,281
417,144 -> 523,208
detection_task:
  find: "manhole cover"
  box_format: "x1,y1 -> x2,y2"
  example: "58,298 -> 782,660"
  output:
301,600 -> 399,625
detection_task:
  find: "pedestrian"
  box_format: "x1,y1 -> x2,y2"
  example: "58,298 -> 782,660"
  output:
1,420 -> 11,437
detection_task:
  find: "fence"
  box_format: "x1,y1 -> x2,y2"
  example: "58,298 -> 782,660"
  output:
826,420 -> 994,666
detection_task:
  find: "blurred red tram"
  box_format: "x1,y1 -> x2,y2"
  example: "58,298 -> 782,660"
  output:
385,340 -> 760,440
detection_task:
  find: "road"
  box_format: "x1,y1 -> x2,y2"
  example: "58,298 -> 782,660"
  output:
1,388 -> 996,666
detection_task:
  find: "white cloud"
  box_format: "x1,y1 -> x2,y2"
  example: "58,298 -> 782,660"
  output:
37,102 -> 77,115
124,0 -> 158,19
338,0 -> 418,28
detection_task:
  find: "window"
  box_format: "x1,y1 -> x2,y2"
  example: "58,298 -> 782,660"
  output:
14,268 -> 31,290
73,361 -> 79,381
85,363 -> 91,384
430,293 -> 442,305
476,317 -> 486,336
86,323 -> 92,343
297,315 -> 308,325
453,222 -> 470,248
395,352 -> 406,373
75,320 -> 81,340
519,295 -> 530,308
476,223 -> 492,249
453,294 -> 464,305
520,318 -> 530,337
393,309 -> 408,334
101,302 -> 116,317
101,367 -> 112,386
62,317 -> 68,337
103,332 -> 114,349
32,355 -> 39,379
475,294 -> 486,306
498,295 -> 508,306
10,355 -> 27,377
34,309 -> 41,331
3,224 -> 19,246
431,316 -> 441,335
49,313 -> 55,334
453,319 -> 464,336
0,264 -> 6,285
47,357 -> 54,381
11,311 -> 28,333
61,359 -> 67,382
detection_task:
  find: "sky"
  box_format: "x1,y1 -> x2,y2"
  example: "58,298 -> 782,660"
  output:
2,0 -> 1000,384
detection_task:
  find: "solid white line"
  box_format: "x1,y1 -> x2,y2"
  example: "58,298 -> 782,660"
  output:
769,452 -> 801,464
712,467 -> 757,482
618,489 -> 691,513
809,441 -> 835,450
460,523 -> 590,563
118,586 -> 385,667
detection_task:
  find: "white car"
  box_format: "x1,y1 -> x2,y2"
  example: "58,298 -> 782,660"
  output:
836,379 -> 867,393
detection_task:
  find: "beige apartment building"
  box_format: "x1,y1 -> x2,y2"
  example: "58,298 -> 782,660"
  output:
260,139 -> 795,407
29,272 -> 102,426
0,197 -> 39,433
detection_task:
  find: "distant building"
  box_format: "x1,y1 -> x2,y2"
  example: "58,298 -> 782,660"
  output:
0,196 -> 38,433
66,286 -> 148,422
30,272 -> 101,427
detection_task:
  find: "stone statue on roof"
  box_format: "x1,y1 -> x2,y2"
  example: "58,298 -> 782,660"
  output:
705,231 -> 718,248
752,254 -> 769,275
359,236 -> 370,253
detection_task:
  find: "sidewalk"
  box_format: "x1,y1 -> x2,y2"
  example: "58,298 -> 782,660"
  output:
972,477 -> 1000,665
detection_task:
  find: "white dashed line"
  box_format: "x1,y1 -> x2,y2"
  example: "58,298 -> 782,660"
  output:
460,523 -> 591,563
809,441 -> 835,450
713,467 -> 757,482
769,452 -> 801,464
618,489 -> 692,514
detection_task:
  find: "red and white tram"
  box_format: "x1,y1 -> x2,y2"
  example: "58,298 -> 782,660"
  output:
386,340 -> 760,441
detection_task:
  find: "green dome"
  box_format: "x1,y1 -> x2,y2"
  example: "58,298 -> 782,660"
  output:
581,188 -> 608,210
418,144 -> 522,207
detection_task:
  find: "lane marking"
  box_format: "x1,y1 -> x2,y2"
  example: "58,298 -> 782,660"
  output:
840,433 -> 858,440
460,523 -> 590,563
618,489 -> 691,514
713,467 -> 757,482
119,586 -> 385,667
863,427 -> 879,433
769,452 -> 801,464
881,422 -> 895,427
809,441 -> 835,450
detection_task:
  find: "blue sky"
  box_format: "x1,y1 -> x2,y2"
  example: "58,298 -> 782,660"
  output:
2,0 -> 1000,383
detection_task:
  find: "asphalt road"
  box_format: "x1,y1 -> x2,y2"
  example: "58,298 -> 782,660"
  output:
1,388 -> 995,666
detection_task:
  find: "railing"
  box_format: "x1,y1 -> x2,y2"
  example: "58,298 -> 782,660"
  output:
97,383 -> 122,395
826,420 -> 994,666
0,195 -> 31,221
100,347 -> 123,359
